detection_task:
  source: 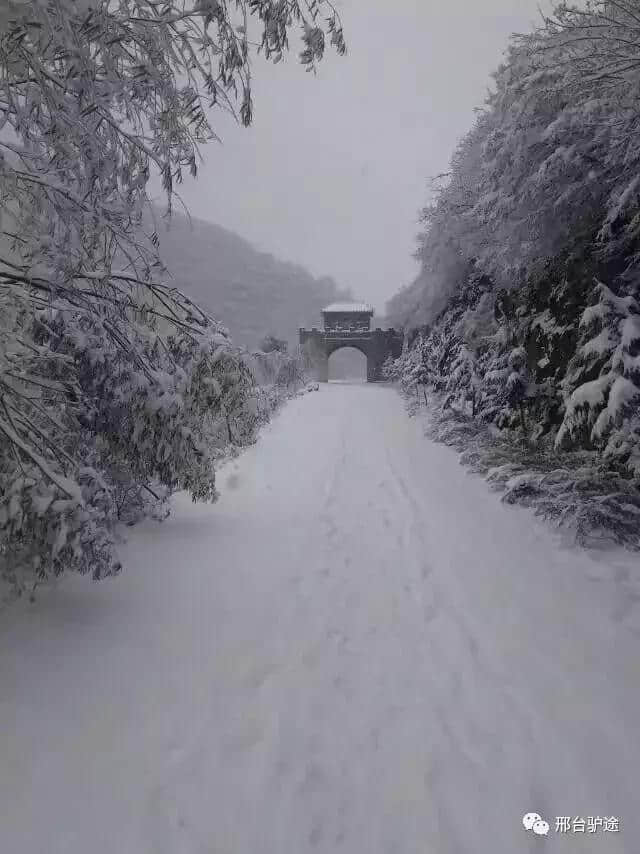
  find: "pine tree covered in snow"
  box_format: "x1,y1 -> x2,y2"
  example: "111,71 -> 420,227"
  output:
557,282 -> 640,474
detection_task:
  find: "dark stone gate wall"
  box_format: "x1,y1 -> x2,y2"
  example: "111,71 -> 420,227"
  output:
366,328 -> 403,381
299,327 -> 403,383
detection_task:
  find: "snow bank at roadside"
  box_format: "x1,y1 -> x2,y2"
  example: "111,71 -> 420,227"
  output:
404,392 -> 640,551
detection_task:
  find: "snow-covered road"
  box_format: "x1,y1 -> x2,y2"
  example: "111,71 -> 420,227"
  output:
2,383 -> 640,853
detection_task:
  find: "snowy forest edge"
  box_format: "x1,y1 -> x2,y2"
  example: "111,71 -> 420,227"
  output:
384,1 -> 640,549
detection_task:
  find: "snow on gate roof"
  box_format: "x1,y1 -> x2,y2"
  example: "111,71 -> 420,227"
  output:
322,302 -> 374,314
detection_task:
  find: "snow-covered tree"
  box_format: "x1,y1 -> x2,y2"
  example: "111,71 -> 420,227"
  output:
522,1 -> 640,262
384,2 -> 640,544
391,1 -> 640,339
260,335 -> 288,354
556,281 -> 640,473
0,0 -> 346,594
443,345 -> 482,416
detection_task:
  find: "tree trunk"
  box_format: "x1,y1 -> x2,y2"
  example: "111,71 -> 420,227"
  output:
519,402 -> 527,437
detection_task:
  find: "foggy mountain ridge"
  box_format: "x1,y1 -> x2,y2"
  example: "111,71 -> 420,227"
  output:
148,209 -> 354,350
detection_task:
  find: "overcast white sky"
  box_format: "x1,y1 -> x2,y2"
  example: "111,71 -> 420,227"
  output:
160,0 -> 549,315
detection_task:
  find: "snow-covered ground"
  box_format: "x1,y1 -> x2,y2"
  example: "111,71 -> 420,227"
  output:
1,382 -> 639,854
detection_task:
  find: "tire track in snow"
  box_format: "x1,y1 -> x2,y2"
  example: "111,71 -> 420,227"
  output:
379,431 -> 549,839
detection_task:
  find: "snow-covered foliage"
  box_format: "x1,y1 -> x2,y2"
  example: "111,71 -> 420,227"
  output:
242,346 -> 307,429
557,282 -> 640,473
0,0 -> 343,597
0,301 -> 299,597
386,1 -> 640,546
259,335 -> 289,354
387,0 -> 640,330
388,263 -> 640,547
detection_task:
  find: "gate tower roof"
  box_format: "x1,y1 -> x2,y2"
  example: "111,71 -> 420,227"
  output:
322,302 -> 374,314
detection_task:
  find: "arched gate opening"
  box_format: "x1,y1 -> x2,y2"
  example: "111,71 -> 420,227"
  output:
328,346 -> 368,383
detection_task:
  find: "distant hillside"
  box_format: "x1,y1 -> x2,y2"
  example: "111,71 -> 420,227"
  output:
150,212 -> 352,349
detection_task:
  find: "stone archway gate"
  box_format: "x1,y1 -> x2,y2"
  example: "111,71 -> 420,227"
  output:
299,303 -> 403,383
